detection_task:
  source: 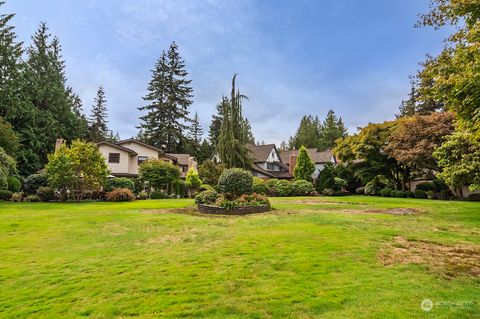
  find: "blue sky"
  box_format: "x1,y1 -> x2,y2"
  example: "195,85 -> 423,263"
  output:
5,0 -> 450,144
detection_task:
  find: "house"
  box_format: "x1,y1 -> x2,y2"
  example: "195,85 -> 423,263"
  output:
247,144 -> 336,179
248,144 -> 292,179
279,148 -> 336,178
97,138 -> 195,178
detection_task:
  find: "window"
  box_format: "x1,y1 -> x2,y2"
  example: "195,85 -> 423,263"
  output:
138,156 -> 148,165
182,166 -> 188,172
267,162 -> 274,170
108,153 -> 120,163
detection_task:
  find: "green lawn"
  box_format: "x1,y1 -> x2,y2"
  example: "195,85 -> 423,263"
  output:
0,196 -> 479,318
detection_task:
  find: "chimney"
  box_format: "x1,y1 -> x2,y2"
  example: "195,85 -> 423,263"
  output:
289,154 -> 297,176
188,156 -> 198,171
55,139 -> 65,152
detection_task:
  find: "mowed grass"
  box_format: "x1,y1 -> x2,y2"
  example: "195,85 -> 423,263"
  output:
0,196 -> 479,318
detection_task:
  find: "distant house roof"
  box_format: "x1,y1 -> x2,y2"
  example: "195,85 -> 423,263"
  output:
247,144 -> 277,162
279,149 -> 335,164
251,164 -> 291,179
116,138 -> 164,153
168,153 -> 190,166
96,141 -> 138,155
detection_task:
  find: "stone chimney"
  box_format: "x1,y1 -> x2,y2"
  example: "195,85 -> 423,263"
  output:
55,139 -> 65,152
289,154 -> 297,176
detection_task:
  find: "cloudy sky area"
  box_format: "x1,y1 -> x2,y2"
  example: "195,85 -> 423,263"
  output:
6,0 -> 450,144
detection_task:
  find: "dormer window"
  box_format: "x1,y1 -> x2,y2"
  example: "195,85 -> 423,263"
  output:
267,162 -> 274,170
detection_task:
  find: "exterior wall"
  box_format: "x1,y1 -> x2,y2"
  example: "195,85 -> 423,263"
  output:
98,145 -> 131,175
312,164 -> 325,178
266,148 -> 280,163
118,142 -> 160,175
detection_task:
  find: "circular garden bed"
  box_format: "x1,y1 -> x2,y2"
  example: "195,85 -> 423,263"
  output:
197,204 -> 270,215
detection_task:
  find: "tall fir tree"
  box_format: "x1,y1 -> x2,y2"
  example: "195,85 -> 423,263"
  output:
288,115 -> 321,149
208,102 -> 223,147
88,86 -> 109,142
187,111 -> 203,157
138,42 -> 193,152
397,82 -> 417,118
16,22 -> 84,175
318,110 -> 347,151
216,75 -> 252,169
0,1 -> 23,119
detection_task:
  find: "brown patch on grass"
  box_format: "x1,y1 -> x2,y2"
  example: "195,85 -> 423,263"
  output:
379,236 -> 480,277
341,208 -> 421,216
282,199 -> 365,206
102,223 -> 129,236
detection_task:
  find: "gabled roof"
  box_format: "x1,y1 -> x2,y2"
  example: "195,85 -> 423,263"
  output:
279,149 -> 335,164
168,153 -> 191,166
97,141 -> 137,155
252,164 -> 292,179
116,138 -> 163,153
247,144 -> 277,162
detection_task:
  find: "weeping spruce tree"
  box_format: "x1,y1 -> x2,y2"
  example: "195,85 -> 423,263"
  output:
216,75 -> 252,169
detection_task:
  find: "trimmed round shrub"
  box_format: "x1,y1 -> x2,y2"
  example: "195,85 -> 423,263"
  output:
105,177 -> 135,192
364,176 -> 385,196
195,190 -> 219,205
355,187 -> 365,195
11,192 -> 23,202
7,176 -> 21,192
198,161 -> 225,186
36,186 -> 55,202
252,177 -> 268,194
292,180 -> 315,196
217,168 -> 253,198
150,190 -> 167,199
275,180 -> 294,197
379,187 -> 392,197
0,189 -> 13,201
333,177 -> 347,191
415,181 -> 436,192
23,173 -> 48,195
265,178 -> 280,196
25,195 -> 39,202
322,188 -> 335,196
106,188 -> 135,202
414,189 -> 427,199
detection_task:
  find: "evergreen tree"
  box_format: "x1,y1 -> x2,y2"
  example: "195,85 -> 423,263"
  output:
138,42 -> 193,152
242,118 -> 255,144
279,141 -> 289,151
289,115 -> 321,149
197,138 -> 214,163
216,75 -> 252,169
397,82 -> 417,118
187,111 -> 203,157
88,86 -> 109,142
318,110 -> 347,151
293,146 -> 316,181
208,101 -> 223,147
0,1 -> 23,118
15,22 -> 84,176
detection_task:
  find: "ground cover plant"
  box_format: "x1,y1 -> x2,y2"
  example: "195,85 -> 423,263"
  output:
0,196 -> 478,318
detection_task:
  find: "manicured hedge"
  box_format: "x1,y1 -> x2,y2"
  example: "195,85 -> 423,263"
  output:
217,168 -> 253,198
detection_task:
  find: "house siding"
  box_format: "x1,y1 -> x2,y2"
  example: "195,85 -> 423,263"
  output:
98,145 -> 131,175
117,142 -> 159,175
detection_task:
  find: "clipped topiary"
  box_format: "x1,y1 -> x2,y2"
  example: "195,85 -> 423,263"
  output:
0,189 -> 13,201
217,168 -> 253,199
379,187 -> 392,197
414,189 -> 427,199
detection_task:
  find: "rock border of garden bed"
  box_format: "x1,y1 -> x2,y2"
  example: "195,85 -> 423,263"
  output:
197,204 -> 271,215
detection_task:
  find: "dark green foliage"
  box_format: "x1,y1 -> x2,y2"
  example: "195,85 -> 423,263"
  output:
317,110 -> 347,151
105,177 -> 135,192
364,176 -> 386,196
216,75 -> 252,169
414,190 -> 427,199
275,180 -> 295,197
217,168 -> 253,199
149,190 -> 167,199
415,181 -> 437,192
265,178 -> 280,196
106,188 -> 135,202
7,176 -> 20,192
426,190 -> 436,199
0,189 -> 12,200
0,146 -> 17,189
195,190 -> 219,205
23,173 -> 48,195
322,188 -> 335,196
468,193 -> 480,201
139,159 -> 180,191
197,139 -> 214,164
208,102 -> 223,148
293,146 -> 315,181
292,180 -> 315,196
334,164 -> 362,192
198,161 -> 225,185
88,86 -> 109,142
36,186 -> 55,202
252,177 -> 268,194
138,42 -> 193,153
187,111 -> 203,158
0,117 -> 19,157
379,187 -> 392,197
315,163 -> 336,192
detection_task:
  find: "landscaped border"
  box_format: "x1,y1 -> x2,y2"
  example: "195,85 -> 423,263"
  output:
197,204 -> 270,215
